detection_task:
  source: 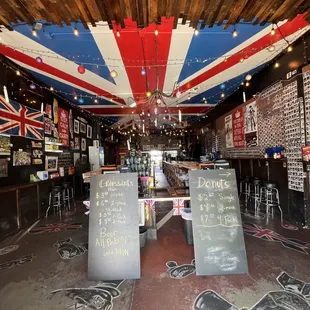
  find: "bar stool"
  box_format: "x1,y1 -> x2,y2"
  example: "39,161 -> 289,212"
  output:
248,178 -> 261,216
46,186 -> 64,217
63,182 -> 75,210
239,176 -> 250,208
259,181 -> 283,223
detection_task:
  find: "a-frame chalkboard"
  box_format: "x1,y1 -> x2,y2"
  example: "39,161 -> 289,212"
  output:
88,173 -> 140,280
189,169 -> 248,276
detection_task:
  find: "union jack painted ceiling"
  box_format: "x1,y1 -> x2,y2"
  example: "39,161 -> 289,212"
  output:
0,14 -> 309,128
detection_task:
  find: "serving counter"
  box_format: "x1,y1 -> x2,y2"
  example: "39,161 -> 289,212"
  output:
0,175 -> 75,240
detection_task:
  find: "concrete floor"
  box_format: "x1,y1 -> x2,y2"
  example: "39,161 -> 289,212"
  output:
1,177 -> 310,309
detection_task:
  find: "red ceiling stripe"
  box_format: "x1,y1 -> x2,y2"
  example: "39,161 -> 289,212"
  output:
0,45 -> 126,105
176,14 -> 308,94
112,17 -> 174,103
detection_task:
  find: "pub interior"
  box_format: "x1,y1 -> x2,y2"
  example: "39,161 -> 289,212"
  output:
1,1 -> 310,309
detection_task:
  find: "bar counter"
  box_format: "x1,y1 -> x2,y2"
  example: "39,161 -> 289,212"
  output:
0,175 -> 75,240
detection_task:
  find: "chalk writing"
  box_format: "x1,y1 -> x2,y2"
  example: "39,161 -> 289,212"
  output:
189,169 -> 248,275
0,245 -> 19,256
54,239 -> 87,259
89,174 -> 140,280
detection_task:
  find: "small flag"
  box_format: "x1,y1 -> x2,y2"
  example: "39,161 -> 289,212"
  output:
173,199 -> 184,216
145,200 -> 155,211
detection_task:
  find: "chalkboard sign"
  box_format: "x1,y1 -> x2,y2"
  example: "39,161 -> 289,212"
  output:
58,152 -> 73,174
189,169 -> 248,276
88,173 -> 140,280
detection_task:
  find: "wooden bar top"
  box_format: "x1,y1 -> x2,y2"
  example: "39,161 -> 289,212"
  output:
163,161 -> 199,170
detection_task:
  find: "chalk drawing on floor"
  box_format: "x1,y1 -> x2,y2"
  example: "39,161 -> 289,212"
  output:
54,238 -> 87,259
166,260 -> 195,279
0,254 -> 35,271
0,245 -> 19,255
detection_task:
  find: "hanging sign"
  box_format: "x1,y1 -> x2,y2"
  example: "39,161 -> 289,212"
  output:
232,108 -> 245,147
88,173 -> 140,280
189,169 -> 248,276
58,108 -> 69,146
53,98 -> 59,124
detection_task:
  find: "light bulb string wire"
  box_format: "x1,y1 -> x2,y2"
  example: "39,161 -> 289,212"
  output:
0,40 -> 295,67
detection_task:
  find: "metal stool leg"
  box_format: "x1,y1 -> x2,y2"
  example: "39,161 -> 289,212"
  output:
45,193 -> 52,218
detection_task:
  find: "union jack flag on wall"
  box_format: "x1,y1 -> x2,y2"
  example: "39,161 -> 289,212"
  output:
0,96 -> 44,140
173,199 -> 184,216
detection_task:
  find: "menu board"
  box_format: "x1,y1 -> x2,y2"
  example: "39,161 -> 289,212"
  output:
189,169 -> 248,276
58,152 -> 73,174
88,173 -> 140,280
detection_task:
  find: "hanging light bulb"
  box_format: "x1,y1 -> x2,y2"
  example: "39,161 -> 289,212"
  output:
78,65 -> 85,74
141,67 -> 146,76
29,83 -> 36,90
240,57 -> 244,63
187,94 -> 191,101
94,98 -> 98,103
74,95 -> 78,100
116,30 -> 120,37
32,27 -> 37,37
287,45 -> 293,52
274,62 -> 280,68
154,28 -> 159,36
221,93 -> 225,98
232,26 -> 238,38
194,28 -> 199,36
146,91 -> 152,97
245,81 -> 250,87
245,74 -> 252,81
16,69 -> 21,76
179,109 -> 182,123
110,70 -> 118,78
74,27 -> 79,36
271,25 -> 275,36
50,86 -> 54,91
78,97 -> 84,104
267,44 -> 275,52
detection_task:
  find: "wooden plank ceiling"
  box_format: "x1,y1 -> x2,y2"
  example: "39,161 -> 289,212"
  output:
0,0 -> 309,30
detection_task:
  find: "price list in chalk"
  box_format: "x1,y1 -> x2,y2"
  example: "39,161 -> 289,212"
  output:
189,169 -> 248,276
88,173 -> 140,281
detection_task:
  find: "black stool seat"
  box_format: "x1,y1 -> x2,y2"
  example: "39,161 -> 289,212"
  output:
251,179 -> 261,185
241,176 -> 250,182
262,182 -> 277,189
63,182 -> 72,189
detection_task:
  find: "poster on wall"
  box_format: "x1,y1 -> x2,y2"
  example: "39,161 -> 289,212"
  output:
225,114 -> 233,148
244,101 -> 258,147
80,123 -> 86,134
44,117 -> 52,135
81,137 -> 86,151
69,109 -> 73,139
53,99 -> 58,124
74,137 -> 80,150
0,135 -> 11,155
0,96 -> 44,140
0,158 -> 8,177
232,108 -> 245,148
87,125 -> 92,139
46,156 -> 58,172
13,150 -> 31,166
58,108 -> 69,147
74,120 -> 79,134
46,104 -> 52,119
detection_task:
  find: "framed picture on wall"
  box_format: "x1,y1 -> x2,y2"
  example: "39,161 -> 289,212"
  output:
87,125 -> 92,139
81,137 -> 86,151
74,137 -> 80,150
74,120 -> 80,134
80,122 -> 86,134
45,156 -> 58,172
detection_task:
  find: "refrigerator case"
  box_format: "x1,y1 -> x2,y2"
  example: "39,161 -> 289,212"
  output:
89,146 -> 104,171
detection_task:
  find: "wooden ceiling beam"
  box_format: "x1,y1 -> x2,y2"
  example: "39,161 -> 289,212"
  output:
0,0 -> 309,30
